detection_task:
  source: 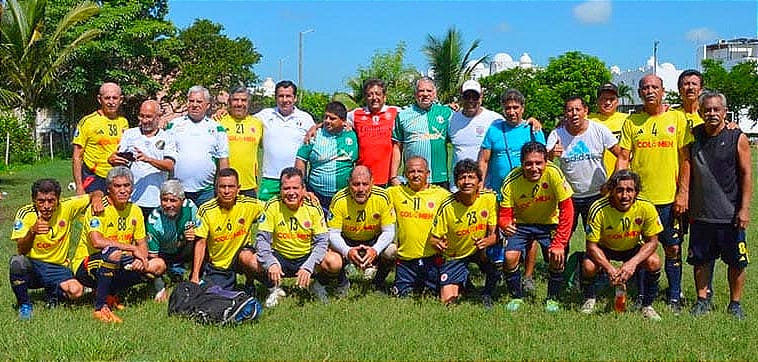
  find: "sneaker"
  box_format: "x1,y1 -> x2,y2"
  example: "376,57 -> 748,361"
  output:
690,298 -> 713,317
106,295 -> 125,311
641,306 -> 662,321
580,298 -> 597,314
506,298 -> 524,312
264,287 -> 286,308
482,295 -> 494,310
18,303 -> 32,320
154,287 -> 168,303
309,279 -> 329,304
668,300 -> 683,316
45,297 -> 59,309
233,298 -> 263,323
545,299 -> 561,313
522,277 -> 536,296
93,306 -> 122,323
335,279 -> 351,299
363,266 -> 378,281
727,302 -> 746,321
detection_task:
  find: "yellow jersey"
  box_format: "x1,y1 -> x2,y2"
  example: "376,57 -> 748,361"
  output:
671,106 -> 704,130
195,196 -> 264,269
259,197 -> 327,260
72,198 -> 145,273
72,111 -> 129,178
328,186 -> 395,242
11,195 -> 90,266
589,111 -> 628,176
431,191 -> 497,260
586,196 -> 663,251
500,163 -> 573,224
219,114 -> 263,190
619,111 -> 692,204
387,184 -> 450,260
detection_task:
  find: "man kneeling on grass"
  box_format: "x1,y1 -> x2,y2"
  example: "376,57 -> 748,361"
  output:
429,159 -> 499,308
581,170 -> 663,320
253,167 -> 342,307
72,166 -> 166,323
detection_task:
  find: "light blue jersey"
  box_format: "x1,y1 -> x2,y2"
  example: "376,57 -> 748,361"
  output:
481,120 -> 545,197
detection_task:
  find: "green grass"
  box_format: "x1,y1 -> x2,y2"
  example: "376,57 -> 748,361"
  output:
0,157 -> 756,360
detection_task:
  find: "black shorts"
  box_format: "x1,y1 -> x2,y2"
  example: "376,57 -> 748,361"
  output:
687,222 -> 748,268
586,245 -> 641,263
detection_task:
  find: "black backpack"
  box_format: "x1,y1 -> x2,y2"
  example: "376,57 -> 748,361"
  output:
168,281 -> 262,325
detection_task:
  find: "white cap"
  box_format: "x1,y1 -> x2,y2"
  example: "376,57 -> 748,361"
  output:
461,80 -> 482,94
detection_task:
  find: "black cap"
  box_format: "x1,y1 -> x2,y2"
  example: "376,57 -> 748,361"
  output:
597,82 -> 618,97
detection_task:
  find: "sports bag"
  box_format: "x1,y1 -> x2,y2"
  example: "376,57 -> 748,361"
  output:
168,281 -> 262,325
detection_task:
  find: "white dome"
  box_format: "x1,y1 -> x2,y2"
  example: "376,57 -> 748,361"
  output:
660,62 -> 676,71
610,65 -> 621,75
493,53 -> 513,63
519,53 -> 533,64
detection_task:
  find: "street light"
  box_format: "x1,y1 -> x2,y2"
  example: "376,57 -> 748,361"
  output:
653,40 -> 660,75
298,29 -> 314,89
278,56 -> 288,81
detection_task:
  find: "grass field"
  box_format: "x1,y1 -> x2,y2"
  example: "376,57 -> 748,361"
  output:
0,157 -> 756,360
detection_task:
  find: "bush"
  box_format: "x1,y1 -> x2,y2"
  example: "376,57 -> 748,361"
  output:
0,111 -> 40,167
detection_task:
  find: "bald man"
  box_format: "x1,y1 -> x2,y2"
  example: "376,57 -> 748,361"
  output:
109,100 -> 177,220
73,82 -> 129,194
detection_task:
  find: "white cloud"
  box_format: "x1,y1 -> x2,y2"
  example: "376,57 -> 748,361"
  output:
573,0 -> 612,24
686,27 -> 718,43
496,22 -> 511,33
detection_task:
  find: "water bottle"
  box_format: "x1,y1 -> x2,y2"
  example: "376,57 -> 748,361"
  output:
614,285 -> 627,313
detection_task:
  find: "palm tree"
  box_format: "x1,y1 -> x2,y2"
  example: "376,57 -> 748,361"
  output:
617,82 -> 634,105
422,27 -> 488,104
0,0 -> 99,139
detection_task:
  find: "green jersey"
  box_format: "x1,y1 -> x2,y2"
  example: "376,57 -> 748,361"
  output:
393,104 -> 452,183
146,199 -> 199,255
296,128 -> 358,197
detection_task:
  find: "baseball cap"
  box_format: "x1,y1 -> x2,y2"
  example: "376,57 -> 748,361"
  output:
597,82 -> 618,97
461,80 -> 482,95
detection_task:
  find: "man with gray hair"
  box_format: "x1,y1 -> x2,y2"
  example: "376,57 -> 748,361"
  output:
166,86 -> 229,207
110,100 -> 177,220
146,179 -> 200,302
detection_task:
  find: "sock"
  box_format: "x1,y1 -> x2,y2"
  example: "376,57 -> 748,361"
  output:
95,265 -> 117,310
635,269 -> 647,300
643,269 -> 661,307
10,271 -> 32,306
547,270 -> 563,300
665,257 -> 682,303
373,259 -> 392,286
504,266 -> 523,299
337,268 -> 348,286
480,261 -> 500,297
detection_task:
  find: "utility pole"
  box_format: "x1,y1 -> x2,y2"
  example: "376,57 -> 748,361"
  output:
298,29 -> 314,89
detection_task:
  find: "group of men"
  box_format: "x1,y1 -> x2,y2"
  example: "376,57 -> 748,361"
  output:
9,69 -> 751,322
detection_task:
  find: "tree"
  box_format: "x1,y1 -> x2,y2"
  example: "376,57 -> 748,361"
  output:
166,19 -> 261,102
539,51 -> 611,112
0,0 -> 99,141
479,67 -> 541,112
617,83 -> 634,105
297,90 -> 330,121
423,27 -> 487,104
702,59 -> 758,120
664,91 -> 682,106
346,42 -> 419,107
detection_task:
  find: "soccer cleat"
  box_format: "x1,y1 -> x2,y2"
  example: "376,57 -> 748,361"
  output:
522,277 -> 536,297
727,302 -> 746,321
482,295 -> 494,310
106,295 -> 125,310
690,298 -> 713,317
233,299 -> 263,323
506,298 -> 524,312
545,299 -> 561,313
309,279 -> 329,304
45,297 -> 59,309
264,287 -> 286,308
363,267 -> 378,281
335,279 -> 351,299
94,306 -> 122,323
580,298 -> 597,314
641,306 -> 662,321
18,303 -> 33,321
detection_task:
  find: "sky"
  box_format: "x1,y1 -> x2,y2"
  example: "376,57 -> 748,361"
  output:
167,0 -> 758,93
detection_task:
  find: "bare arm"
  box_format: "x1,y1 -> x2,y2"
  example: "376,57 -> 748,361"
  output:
190,237 -> 206,283
478,148 -> 491,187
586,240 -> 617,277
674,145 -> 691,216
294,159 -> 307,175
618,235 -> 659,284
72,145 -> 85,195
615,148 -> 631,171
389,142 -> 402,185
735,134 -> 752,229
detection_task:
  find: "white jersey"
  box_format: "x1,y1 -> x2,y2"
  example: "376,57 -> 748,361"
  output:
167,115 -> 229,192
117,128 -> 177,208
449,108 -> 502,166
546,121 -> 617,198
255,106 -> 315,179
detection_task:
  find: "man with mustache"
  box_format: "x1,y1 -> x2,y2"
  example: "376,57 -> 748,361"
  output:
686,92 -> 751,320
616,74 -> 692,314
327,166 -> 396,297
219,86 -> 263,198
580,170 -> 663,320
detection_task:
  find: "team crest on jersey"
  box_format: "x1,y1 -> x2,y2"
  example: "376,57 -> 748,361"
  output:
476,126 -> 485,135
89,218 -> 101,228
436,116 -> 445,124
542,182 -> 549,189
667,126 -> 675,134
132,218 -> 137,226
237,218 -> 245,225
373,213 -> 380,220
481,210 -> 488,218
440,273 -> 448,282
428,201 -> 435,209
372,115 -> 380,125
635,217 -> 643,225
345,138 -> 353,146
59,220 -> 66,228
303,220 -> 311,228
13,220 -> 23,231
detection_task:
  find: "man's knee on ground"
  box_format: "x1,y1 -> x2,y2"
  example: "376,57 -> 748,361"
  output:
440,285 -> 459,304
60,279 -> 84,299
9,255 -> 32,277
